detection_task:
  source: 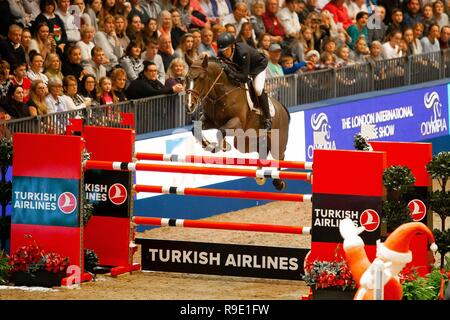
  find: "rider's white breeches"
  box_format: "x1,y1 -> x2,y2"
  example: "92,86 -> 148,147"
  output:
253,69 -> 266,96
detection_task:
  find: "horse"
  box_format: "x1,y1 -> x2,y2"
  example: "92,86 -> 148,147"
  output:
185,55 -> 291,191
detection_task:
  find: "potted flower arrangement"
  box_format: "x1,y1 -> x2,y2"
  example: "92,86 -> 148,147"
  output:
303,248 -> 357,300
9,239 -> 70,287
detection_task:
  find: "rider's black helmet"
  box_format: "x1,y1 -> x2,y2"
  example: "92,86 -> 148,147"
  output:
217,32 -> 236,52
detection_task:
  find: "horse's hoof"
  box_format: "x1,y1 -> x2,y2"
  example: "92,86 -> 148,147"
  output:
205,143 -> 219,153
273,179 -> 286,191
222,141 -> 232,152
255,177 -> 266,186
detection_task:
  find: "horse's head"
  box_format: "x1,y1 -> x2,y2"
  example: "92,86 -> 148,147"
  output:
185,55 -> 219,114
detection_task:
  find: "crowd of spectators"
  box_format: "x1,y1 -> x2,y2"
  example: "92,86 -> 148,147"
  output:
0,0 -> 449,122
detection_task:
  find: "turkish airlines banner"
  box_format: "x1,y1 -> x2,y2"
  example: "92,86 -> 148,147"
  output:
84,170 -> 131,218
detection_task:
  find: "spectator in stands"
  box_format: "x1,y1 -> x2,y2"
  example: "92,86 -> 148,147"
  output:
120,40 -> 144,81
421,23 -> 441,53
368,6 -> 388,43
262,0 -> 285,44
129,0 -> 150,25
44,53 -> 64,81
84,46 -> 107,79
295,27 -> 315,62
346,11 -> 369,50
335,44 -> 354,66
404,0 -> 423,28
302,49 -> 321,71
237,22 -> 257,48
386,8 -> 405,36
0,61 -> 12,105
63,75 -> 92,109
165,58 -> 187,87
198,28 -> 217,57
222,2 -> 250,34
210,0 -> 232,23
115,14 -> 131,51
21,29 -> 33,63
141,39 -> 166,83
29,23 -> 58,61
257,32 -> 272,57
322,0 -> 353,30
80,73 -> 97,101
23,0 -> 40,23
33,0 -> 67,50
439,25 -> 450,49
377,0 -> 405,25
381,29 -> 403,59
0,25 -> 27,68
280,54 -> 307,74
170,9 -> 188,50
307,11 -> 329,52
249,0 -> 266,40
110,67 -> 128,101
125,61 -> 184,99
365,40 -> 384,63
77,25 -> 96,64
157,10 -> 173,39
266,43 -> 284,78
126,14 -> 145,49
317,51 -> 336,69
224,23 -> 237,36
211,24 -> 226,53
62,45 -> 86,81
433,0 -> 449,29
1,85 -> 33,119
191,28 -> 202,53
27,79 -> 49,115
345,0 -> 374,23
144,17 -> 160,43
413,22 -> 425,40
85,0 -> 102,31
322,37 -> 338,60
353,36 -> 370,62
55,0 -> 81,43
74,0 -> 91,27
96,76 -> 118,104
45,78 -> 76,112
173,0 -> 210,29
95,15 -> 124,72
27,52 -> 49,85
141,0 -> 162,20
0,0 -> 16,39
11,63 -> 31,102
421,4 -> 437,37
198,0 -> 215,20
175,33 -> 199,66
159,34 -> 175,71
277,0 -> 302,45
8,0 -> 33,28
403,27 -> 423,55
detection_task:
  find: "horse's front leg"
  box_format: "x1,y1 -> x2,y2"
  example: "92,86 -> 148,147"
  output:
215,117 -> 243,153
191,116 -> 217,150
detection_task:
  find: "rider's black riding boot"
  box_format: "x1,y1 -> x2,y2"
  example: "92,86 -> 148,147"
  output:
258,91 -> 272,130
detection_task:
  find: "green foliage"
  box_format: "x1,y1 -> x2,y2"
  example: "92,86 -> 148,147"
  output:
0,250 -> 11,284
433,229 -> 450,258
426,151 -> 450,190
429,191 -> 450,220
382,200 -> 413,233
353,134 -> 371,151
83,199 -> 94,226
402,276 -> 437,300
382,166 -> 416,195
84,249 -> 99,273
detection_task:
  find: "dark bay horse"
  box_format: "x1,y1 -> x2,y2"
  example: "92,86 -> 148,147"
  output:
185,55 -> 291,190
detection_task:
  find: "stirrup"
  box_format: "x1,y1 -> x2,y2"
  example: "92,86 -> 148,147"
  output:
263,119 -> 272,130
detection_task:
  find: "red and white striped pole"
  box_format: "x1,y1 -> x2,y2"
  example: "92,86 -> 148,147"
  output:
135,152 -> 313,170
133,216 -> 311,235
133,184 -> 312,202
84,160 -> 312,181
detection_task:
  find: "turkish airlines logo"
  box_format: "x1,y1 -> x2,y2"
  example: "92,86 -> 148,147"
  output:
408,199 -> 427,222
108,183 -> 128,205
359,209 -> 380,232
58,192 -> 77,214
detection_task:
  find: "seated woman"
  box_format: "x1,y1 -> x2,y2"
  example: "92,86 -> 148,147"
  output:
96,76 -> 119,105
44,53 -> 64,82
111,68 -> 128,102
120,40 -> 144,82
63,75 -> 92,109
27,52 -> 49,85
1,85 -> 36,119
80,74 -> 98,104
27,80 -> 49,115
165,58 -> 187,88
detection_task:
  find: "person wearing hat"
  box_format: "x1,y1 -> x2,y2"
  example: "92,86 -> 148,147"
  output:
216,32 -> 272,130
266,43 -> 284,78
339,217 -> 438,300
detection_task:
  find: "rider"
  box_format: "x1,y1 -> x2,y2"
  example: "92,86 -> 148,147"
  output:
216,32 -> 272,130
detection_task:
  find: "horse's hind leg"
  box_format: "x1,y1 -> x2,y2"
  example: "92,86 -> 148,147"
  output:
191,117 -> 222,152
268,128 -> 288,191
